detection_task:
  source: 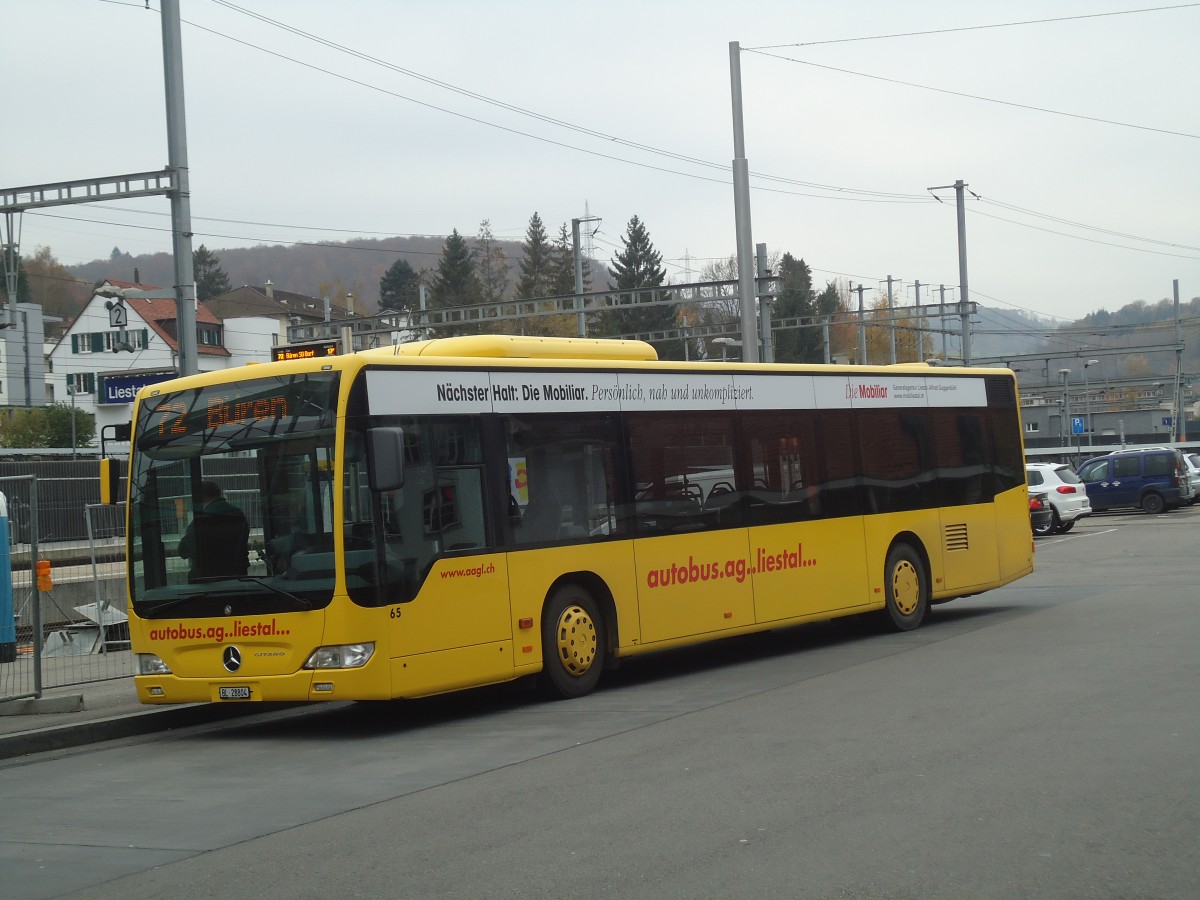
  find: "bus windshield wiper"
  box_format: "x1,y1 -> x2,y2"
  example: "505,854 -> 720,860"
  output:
138,594 -> 198,619
229,576 -> 313,610
138,577 -> 312,616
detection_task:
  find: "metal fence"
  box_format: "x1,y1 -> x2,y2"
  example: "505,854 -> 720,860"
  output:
1,476 -> 133,704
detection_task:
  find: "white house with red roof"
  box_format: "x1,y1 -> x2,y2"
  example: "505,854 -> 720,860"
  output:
47,280 -> 232,440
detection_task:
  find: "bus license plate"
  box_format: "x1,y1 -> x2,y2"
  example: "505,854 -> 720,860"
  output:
219,686 -> 251,700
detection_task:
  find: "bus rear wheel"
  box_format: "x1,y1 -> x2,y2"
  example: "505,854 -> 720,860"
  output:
881,543 -> 928,632
541,584 -> 605,699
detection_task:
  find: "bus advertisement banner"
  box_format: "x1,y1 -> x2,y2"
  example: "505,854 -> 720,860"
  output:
365,369 -> 989,417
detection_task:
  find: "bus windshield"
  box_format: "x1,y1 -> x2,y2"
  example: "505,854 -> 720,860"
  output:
128,372 -> 340,618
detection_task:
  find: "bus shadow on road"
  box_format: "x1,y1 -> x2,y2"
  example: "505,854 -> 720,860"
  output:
201,601 -> 1033,743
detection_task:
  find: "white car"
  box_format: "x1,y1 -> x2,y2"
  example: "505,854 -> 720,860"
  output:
1183,453 -> 1200,505
1026,462 -> 1092,536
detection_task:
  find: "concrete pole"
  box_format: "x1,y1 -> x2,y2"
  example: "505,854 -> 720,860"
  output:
954,180 -> 972,365
161,0 -> 198,377
756,243 -> 773,363
854,283 -> 866,364
939,284 -> 948,362
729,42 -> 759,363
1174,279 -> 1184,441
2,211 -> 18,330
886,275 -> 896,364
914,281 -> 922,362
418,283 -> 429,340
572,218 -> 586,337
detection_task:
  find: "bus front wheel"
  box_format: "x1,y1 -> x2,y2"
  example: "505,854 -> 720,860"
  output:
541,584 -> 605,699
881,543 -> 928,632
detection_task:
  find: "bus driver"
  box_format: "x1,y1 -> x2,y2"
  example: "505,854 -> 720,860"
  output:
178,481 -> 250,581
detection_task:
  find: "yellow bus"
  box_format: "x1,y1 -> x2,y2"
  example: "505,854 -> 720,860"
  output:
124,335 -> 1033,704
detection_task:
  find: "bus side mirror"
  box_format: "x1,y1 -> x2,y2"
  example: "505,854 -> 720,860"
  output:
100,457 -> 125,504
367,427 -> 405,492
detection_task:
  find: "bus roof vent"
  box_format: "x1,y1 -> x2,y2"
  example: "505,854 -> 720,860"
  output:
383,335 -> 659,362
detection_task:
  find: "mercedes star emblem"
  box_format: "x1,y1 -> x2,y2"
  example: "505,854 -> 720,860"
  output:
223,645 -> 242,673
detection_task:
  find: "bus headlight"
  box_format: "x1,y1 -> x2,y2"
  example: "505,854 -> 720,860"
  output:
304,642 -> 375,669
136,653 -> 172,675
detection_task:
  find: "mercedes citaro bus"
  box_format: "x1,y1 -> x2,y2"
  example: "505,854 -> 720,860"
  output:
121,335 -> 1033,704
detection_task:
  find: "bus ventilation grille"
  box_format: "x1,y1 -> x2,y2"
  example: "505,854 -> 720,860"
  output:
944,523 -> 969,552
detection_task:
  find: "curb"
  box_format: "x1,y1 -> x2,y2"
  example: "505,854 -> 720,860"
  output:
0,702 -> 286,761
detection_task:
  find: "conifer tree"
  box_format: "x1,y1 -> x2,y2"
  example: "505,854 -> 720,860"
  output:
601,216 -> 678,357
379,258 -> 420,311
773,253 -> 819,363
515,212 -> 551,299
431,229 -> 481,335
474,219 -> 511,303
548,223 -> 585,297
193,245 -> 232,300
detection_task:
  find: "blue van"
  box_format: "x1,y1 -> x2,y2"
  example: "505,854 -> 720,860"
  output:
1076,448 -> 1189,514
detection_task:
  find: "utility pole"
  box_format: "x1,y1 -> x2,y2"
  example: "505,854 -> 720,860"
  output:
886,275 -> 896,364
851,282 -> 867,365
756,243 -> 774,363
914,280 -> 922,362
572,215 -> 600,338
939,284 -> 948,362
728,42 -> 759,363
930,180 -> 972,364
1174,279 -> 1185,441
161,0 -> 198,377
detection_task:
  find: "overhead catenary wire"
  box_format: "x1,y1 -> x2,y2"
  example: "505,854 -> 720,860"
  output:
743,50 -> 1200,141
77,1 -> 1197,276
45,0 -> 1196,335
745,4 -> 1200,49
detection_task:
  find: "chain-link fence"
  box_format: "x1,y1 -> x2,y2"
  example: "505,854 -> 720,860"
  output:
1,476 -> 133,704
1,475 -> 41,703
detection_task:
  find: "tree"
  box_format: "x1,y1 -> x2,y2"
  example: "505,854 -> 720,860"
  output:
316,277 -> 369,316
18,246 -> 91,320
0,404 -> 95,449
699,256 -> 741,324
0,252 -> 30,305
518,223 -> 582,338
816,281 -> 856,361
474,219 -> 511,304
193,245 -> 232,300
863,294 -> 926,364
45,402 -> 96,448
773,254 -> 819,363
430,229 -> 481,335
548,223 -> 584,297
515,213 -> 552,299
602,216 -> 679,358
379,258 -> 420,312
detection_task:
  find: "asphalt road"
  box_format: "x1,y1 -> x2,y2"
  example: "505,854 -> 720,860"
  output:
2,506 -> 1197,899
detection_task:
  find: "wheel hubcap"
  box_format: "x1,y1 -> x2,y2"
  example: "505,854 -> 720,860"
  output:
892,561 -> 920,616
555,604 -> 597,676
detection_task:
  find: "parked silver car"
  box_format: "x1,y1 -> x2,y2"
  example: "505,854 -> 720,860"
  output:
1026,462 -> 1092,535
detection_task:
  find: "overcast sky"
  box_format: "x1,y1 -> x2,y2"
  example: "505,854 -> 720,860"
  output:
5,0 -> 1198,325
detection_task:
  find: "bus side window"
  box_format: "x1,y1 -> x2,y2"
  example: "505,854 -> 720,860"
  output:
505,413 -> 618,545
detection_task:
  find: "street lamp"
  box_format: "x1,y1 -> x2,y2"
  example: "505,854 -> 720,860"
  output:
1058,368 -> 1072,447
712,337 -> 741,361
66,382 -> 77,460
1083,359 -> 1099,447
